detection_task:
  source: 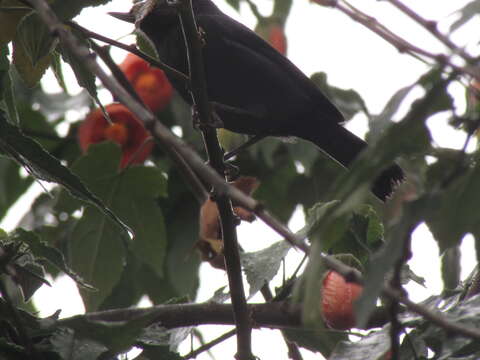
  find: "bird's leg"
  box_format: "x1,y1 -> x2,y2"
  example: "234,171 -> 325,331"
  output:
191,104 -> 224,130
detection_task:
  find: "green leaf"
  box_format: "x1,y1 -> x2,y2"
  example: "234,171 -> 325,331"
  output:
57,306 -> 172,355
12,38 -> 51,88
449,0 -> 480,33
15,13 -> 56,66
311,72 -> 369,121
426,153 -> 480,252
0,45 -> 20,124
58,40 -> 101,108
368,84 -> 414,143
328,325 -> 391,360
0,1 -> 32,46
50,51 -> 68,93
0,156 -> 32,221
136,32 -> 159,60
241,240 -> 292,297
225,0 -> 240,10
0,111 -> 130,240
12,228 -> 94,290
283,327 -> 347,358
66,143 -> 167,311
50,329 -> 108,360
441,246 -> 461,291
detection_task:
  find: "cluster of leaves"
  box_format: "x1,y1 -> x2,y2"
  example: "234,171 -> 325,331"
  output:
0,0 -> 480,359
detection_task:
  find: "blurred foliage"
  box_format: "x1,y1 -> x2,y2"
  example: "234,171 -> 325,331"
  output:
0,0 -> 479,359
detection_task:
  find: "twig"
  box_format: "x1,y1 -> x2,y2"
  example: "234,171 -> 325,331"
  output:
183,329 -> 236,360
318,0 -> 480,81
387,0 -> 473,62
176,0 -> 253,358
65,20 -> 189,85
261,286 -> 303,360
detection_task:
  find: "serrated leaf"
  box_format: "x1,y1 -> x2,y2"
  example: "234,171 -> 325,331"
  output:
12,228 -> 94,290
241,240 -> 292,298
66,143 -> 167,311
15,12 -> 56,65
12,38 -> 51,87
0,111 -> 131,240
58,38 -> 102,109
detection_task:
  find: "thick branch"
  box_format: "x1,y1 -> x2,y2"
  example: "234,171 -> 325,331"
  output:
176,0 -> 253,357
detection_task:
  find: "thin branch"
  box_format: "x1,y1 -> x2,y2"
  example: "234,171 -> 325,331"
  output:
183,329 -> 236,360
261,286 -> 303,360
387,0 -> 473,62
318,0 -> 480,81
65,20 -> 189,85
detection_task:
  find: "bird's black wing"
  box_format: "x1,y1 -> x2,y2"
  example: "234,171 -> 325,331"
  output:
198,13 -> 344,125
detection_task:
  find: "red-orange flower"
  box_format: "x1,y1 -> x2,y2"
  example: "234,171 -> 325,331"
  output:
321,270 -> 363,330
78,103 -> 153,168
119,53 -> 173,112
267,25 -> 287,55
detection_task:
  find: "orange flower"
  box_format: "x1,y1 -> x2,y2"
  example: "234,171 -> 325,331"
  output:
321,270 -> 363,330
119,53 -> 173,112
78,103 -> 153,168
268,25 -> 287,55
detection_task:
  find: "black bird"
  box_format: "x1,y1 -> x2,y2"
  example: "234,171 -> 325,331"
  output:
110,0 -> 403,200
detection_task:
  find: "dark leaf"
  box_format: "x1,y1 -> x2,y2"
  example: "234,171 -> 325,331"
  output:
368,84 -> 414,143
65,143 -> 167,310
12,39 -> 51,88
283,327 -> 347,358
241,240 -> 292,298
0,1 -> 32,46
14,13 -> 55,66
328,325 -> 391,360
311,72 -> 369,121
12,228 -> 94,290
441,246 -> 461,291
50,328 -> 109,360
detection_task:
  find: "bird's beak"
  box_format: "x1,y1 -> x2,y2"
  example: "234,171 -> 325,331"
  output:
108,11 -> 135,23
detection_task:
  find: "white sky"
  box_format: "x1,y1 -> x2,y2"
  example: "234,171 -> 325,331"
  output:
2,0 -> 479,359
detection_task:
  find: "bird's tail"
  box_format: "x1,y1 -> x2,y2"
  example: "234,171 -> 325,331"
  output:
297,123 -> 403,201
